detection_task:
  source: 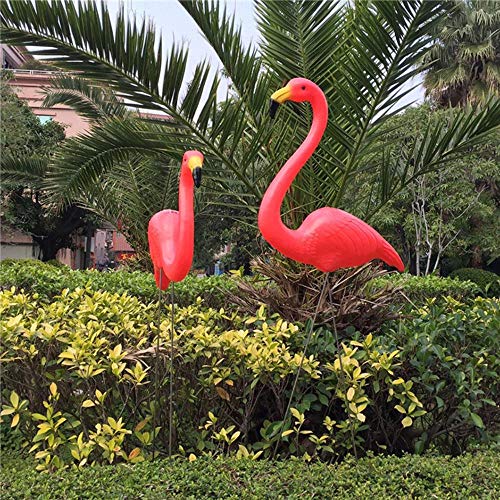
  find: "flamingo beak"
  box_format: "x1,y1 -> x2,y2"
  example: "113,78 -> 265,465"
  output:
269,84 -> 292,119
188,155 -> 203,188
193,167 -> 202,188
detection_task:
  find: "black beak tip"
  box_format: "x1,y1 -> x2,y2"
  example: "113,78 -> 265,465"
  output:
193,167 -> 202,188
269,99 -> 279,119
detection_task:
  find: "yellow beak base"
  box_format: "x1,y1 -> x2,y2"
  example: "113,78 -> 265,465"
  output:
188,156 -> 203,171
270,84 -> 292,104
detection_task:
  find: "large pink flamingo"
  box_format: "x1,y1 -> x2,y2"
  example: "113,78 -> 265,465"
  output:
259,78 -> 404,273
148,150 -> 203,290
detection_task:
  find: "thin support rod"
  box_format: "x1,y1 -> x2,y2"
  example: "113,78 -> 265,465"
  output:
168,280 -> 175,458
329,286 -> 358,459
272,273 -> 330,459
153,270 -> 163,461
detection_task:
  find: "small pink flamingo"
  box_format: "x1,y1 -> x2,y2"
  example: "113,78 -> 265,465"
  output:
260,78 -> 404,272
148,151 -> 203,290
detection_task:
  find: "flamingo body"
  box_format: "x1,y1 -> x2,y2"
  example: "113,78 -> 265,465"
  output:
260,78 -> 404,272
149,210 -> 178,290
147,151 -> 203,290
288,207 -> 403,272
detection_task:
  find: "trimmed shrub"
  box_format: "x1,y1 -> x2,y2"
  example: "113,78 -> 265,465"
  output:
449,268 -> 500,297
2,287 -> 497,470
381,296 -> 500,453
1,449 -> 499,499
371,272 -> 480,304
1,287 -> 425,470
0,259 -> 234,309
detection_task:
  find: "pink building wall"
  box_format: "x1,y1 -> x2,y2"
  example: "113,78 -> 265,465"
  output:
9,70 -> 90,137
0,45 -> 29,69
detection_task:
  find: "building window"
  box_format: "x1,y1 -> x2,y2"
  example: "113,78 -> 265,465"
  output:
37,115 -> 53,124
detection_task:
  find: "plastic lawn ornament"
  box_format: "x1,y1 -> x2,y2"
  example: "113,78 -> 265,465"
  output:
260,78 -> 404,273
147,149 -> 202,459
148,150 -> 203,289
262,78 -> 404,458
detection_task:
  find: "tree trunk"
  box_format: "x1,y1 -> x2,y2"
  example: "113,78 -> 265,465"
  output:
83,222 -> 94,269
33,236 -> 62,261
31,205 -> 87,262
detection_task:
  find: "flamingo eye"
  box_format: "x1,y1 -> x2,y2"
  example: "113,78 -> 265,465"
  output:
301,86 -> 306,90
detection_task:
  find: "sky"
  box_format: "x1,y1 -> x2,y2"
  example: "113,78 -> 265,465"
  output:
107,0 -> 259,102
107,0 -> 425,107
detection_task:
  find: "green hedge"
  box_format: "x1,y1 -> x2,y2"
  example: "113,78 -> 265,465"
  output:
2,286 -> 497,469
380,296 -> 499,453
449,268 -> 499,297
1,449 -> 499,499
0,259 -> 234,309
0,261 -> 483,314
372,272 -> 480,303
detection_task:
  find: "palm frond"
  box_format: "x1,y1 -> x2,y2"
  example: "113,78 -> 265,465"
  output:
0,0 -> 255,191
0,156 -> 47,187
180,0 -> 272,127
42,75 -> 129,121
45,117 -> 191,203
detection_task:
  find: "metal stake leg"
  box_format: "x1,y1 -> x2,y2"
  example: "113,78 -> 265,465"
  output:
272,273 -> 330,459
168,281 -> 174,458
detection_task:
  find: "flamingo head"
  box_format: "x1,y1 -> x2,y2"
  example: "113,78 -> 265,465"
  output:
269,77 -> 321,118
182,150 -> 204,188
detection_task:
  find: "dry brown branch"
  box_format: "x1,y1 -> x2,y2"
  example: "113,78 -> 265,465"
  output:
229,252 -> 404,335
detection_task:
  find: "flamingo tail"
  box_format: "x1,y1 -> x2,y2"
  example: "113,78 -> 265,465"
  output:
380,241 -> 405,272
154,266 -> 170,291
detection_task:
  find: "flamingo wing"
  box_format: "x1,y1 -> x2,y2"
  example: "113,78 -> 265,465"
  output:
148,209 -> 179,289
300,207 -> 403,272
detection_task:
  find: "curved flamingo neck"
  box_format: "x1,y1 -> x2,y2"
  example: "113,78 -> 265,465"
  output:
258,87 -> 328,256
172,166 -> 194,276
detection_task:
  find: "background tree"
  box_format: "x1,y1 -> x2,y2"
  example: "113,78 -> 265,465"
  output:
0,71 -> 89,261
422,0 -> 500,107
351,105 -> 499,274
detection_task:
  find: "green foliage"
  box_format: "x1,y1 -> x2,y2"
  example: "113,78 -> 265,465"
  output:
0,71 -> 65,165
371,272 -> 480,304
0,71 -> 64,160
450,267 -> 500,297
0,286 -> 428,469
1,449 -> 499,499
350,104 -> 499,274
0,259 -> 233,309
0,70 -> 89,261
382,296 -> 500,453
422,0 -> 500,106
2,282 -> 497,469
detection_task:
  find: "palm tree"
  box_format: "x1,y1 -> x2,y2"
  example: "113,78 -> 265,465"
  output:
422,0 -> 500,106
1,0 -> 499,261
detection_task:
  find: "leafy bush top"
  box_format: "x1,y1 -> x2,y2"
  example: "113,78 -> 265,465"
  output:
372,272 -> 480,303
1,286 -> 425,470
0,259 -> 234,308
449,267 -> 499,297
2,285 -> 498,471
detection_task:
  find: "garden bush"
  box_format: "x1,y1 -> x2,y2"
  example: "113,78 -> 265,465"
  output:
449,268 -> 499,297
0,259 -> 234,309
0,286 -> 425,470
371,272 -> 480,304
381,296 -> 499,453
1,287 -> 497,471
1,448 -> 499,499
